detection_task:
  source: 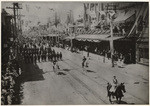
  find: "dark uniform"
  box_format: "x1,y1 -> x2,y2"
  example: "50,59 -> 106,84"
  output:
41,52 -> 44,61
38,51 -> 41,62
24,51 -> 27,63
59,52 -> 62,60
48,53 -> 51,61
48,47 -> 52,54
31,54 -> 33,63
56,52 -> 59,60
107,83 -> 112,103
44,50 -> 47,61
34,54 -> 37,63
82,56 -> 86,68
27,50 -> 30,63
50,53 -> 53,61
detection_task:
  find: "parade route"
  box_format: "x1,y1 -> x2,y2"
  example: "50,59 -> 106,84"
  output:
20,47 -> 149,105
2,2 -> 149,105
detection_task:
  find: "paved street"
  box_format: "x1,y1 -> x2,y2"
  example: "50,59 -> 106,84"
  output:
20,47 -> 149,105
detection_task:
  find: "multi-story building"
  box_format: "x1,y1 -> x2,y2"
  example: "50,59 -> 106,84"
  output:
2,9 -> 13,64
76,2 -> 149,65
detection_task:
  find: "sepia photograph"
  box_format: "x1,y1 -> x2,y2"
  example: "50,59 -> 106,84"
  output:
1,1 -> 149,105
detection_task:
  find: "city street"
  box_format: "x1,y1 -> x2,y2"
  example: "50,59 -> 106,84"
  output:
2,2 -> 149,105
20,47 -> 149,105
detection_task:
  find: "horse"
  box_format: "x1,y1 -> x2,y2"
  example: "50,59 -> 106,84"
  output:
107,83 -> 126,104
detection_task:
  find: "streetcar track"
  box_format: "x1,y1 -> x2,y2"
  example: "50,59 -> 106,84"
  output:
60,60 -> 107,104
68,71 -> 107,104
52,57 -> 147,104
57,62 -> 104,104
64,58 -> 109,83
61,76 -> 91,104
45,62 -> 91,104
62,56 -> 147,104
52,48 -> 148,103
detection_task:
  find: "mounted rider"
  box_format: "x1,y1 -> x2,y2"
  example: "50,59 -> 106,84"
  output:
109,76 -> 118,93
113,76 -> 118,88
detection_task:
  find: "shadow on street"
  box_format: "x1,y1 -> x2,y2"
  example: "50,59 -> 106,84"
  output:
13,62 -> 45,104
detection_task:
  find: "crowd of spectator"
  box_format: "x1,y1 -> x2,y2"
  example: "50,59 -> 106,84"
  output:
1,57 -> 22,105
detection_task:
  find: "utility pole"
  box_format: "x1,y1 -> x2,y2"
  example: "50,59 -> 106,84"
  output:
110,21 -> 114,67
6,2 -> 22,59
6,3 -> 22,39
106,3 -> 118,67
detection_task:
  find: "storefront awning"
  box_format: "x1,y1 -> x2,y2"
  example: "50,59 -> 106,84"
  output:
105,36 -> 124,41
64,36 -> 75,40
75,34 -> 124,42
40,34 -> 59,37
76,34 -> 109,40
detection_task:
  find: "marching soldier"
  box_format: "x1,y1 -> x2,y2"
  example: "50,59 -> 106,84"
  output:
44,50 -> 46,61
26,52 -> 29,63
59,52 -> 62,60
34,54 -> 37,63
56,52 -> 59,60
38,51 -> 41,62
50,53 -> 53,61
48,47 -> 52,54
24,51 -> 27,63
53,52 -> 56,61
31,54 -> 33,63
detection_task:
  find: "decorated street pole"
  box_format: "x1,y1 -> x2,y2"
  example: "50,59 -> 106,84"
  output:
110,20 -> 114,67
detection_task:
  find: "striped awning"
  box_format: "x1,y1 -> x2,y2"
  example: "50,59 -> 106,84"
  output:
76,34 -> 124,42
76,34 -> 109,41
40,34 -> 59,37
64,36 -> 75,40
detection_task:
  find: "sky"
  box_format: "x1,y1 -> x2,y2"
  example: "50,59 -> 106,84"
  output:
2,2 -> 84,26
